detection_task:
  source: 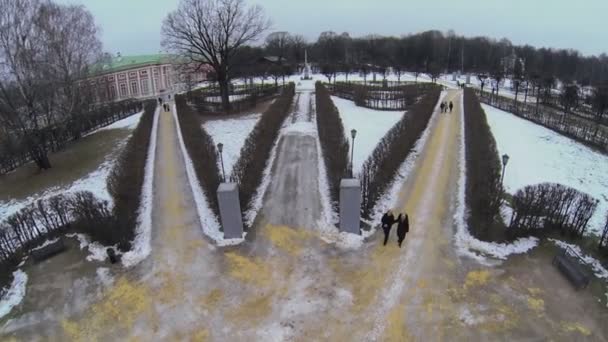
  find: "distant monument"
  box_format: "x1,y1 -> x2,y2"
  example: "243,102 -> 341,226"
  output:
302,50 -> 312,80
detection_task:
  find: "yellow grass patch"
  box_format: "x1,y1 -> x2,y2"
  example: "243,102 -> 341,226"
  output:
224,252 -> 272,287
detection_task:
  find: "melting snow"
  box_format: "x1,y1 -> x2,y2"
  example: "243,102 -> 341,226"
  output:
0,270 -> 28,319
549,239 -> 608,279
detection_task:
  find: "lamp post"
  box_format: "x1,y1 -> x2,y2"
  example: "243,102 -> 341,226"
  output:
217,143 -> 226,182
350,129 -> 357,178
501,154 -> 510,189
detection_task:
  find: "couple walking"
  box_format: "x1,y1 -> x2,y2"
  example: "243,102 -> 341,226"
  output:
440,101 -> 453,113
381,210 -> 409,248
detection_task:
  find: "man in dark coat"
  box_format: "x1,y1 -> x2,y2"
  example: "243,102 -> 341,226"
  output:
440,102 -> 445,113
449,101 -> 454,112
397,213 -> 409,248
381,210 -> 396,246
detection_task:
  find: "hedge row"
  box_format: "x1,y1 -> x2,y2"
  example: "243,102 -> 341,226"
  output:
463,88 -> 504,240
106,99 -> 157,251
315,82 -> 350,212
509,183 -> 598,238
174,94 -> 223,219
360,85 -> 441,218
231,83 -> 296,218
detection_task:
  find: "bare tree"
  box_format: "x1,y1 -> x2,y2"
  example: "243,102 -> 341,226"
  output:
0,0 -> 101,169
265,31 -> 292,83
162,0 -> 271,111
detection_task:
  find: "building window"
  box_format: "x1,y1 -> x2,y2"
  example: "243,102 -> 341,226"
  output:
108,76 -> 114,82
141,80 -> 149,95
140,70 -> 148,76
154,77 -> 160,91
119,83 -> 127,97
118,73 -> 126,80
129,72 -> 137,78
130,81 -> 138,95
110,85 -> 117,99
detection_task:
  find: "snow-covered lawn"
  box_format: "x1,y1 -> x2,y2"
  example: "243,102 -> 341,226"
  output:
203,113 -> 261,178
92,111 -> 143,133
484,104 -> 608,236
330,96 -> 404,175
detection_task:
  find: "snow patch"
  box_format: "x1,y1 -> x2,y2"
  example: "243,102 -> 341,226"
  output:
459,306 -> 486,326
0,270 -> 28,319
96,267 -> 114,287
93,111 -> 144,133
454,92 -> 539,263
67,233 -> 115,262
203,113 -> 261,177
172,105 -> 242,245
549,239 -> 608,279
122,107 -> 160,267
30,238 -> 60,252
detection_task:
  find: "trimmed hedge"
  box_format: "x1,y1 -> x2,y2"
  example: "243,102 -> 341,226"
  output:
509,183 -> 598,238
463,88 -> 503,240
106,99 -> 157,251
174,94 -> 223,219
315,82 -> 350,212
360,86 -> 441,218
231,83 -> 295,217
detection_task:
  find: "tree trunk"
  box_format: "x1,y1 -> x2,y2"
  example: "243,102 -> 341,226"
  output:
217,68 -> 231,112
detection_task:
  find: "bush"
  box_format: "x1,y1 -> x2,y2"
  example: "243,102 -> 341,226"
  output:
106,99 -> 157,251
174,94 -> 223,219
463,88 -> 504,240
360,86 -> 441,218
315,82 -> 350,211
231,83 -> 295,218
509,183 -> 598,238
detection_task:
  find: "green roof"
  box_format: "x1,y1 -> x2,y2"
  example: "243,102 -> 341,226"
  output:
90,54 -> 175,75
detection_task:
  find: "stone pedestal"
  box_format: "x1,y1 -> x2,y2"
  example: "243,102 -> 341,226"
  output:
217,183 -> 244,239
339,178 -> 361,235
466,74 -> 471,84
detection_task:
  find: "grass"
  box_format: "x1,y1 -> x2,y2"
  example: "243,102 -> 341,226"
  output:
0,128 -> 132,203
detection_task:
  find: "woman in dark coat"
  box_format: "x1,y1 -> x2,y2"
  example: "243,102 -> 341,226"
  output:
381,210 -> 396,246
397,213 -> 409,248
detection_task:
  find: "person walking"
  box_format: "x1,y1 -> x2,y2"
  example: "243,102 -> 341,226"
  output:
449,101 -> 454,113
381,210 -> 396,246
440,102 -> 445,113
396,213 -> 409,248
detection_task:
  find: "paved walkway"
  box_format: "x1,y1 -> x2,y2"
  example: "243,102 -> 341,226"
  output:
3,90 -> 607,341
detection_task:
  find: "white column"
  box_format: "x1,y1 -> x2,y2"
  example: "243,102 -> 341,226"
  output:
149,67 -> 156,95
136,70 -> 142,98
114,74 -> 119,100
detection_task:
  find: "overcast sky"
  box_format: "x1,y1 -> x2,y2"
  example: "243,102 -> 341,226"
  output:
58,0 -> 608,57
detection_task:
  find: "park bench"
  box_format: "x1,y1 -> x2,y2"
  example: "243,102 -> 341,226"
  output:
31,238 -> 66,263
552,246 -> 591,290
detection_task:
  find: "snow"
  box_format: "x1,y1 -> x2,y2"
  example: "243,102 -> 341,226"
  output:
30,238 -> 60,252
549,239 -> 608,279
96,267 -> 114,287
122,107 -> 160,268
459,306 -> 486,326
484,104 -> 608,236
0,270 -> 28,319
92,111 -> 144,133
172,104 -> 244,246
330,96 -> 405,174
204,94 -> 249,103
455,92 -> 540,263
203,113 -> 261,178
67,233 -> 115,262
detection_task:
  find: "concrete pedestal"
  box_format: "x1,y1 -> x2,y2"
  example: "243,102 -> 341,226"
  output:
339,178 -> 361,235
217,183 -> 244,239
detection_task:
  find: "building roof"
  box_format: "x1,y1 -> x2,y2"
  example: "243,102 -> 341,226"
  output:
91,54 -> 175,75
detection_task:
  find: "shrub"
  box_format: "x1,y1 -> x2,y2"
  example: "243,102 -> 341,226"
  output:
315,82 -> 350,211
600,213 -> 608,249
509,183 -> 598,238
463,88 -> 504,240
360,86 -> 441,218
231,83 -> 295,218
106,99 -> 157,251
174,94 -> 223,219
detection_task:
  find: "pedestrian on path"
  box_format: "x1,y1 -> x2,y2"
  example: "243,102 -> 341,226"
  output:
396,213 -> 409,248
449,101 -> 454,112
381,210 -> 396,246
440,102 -> 445,113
